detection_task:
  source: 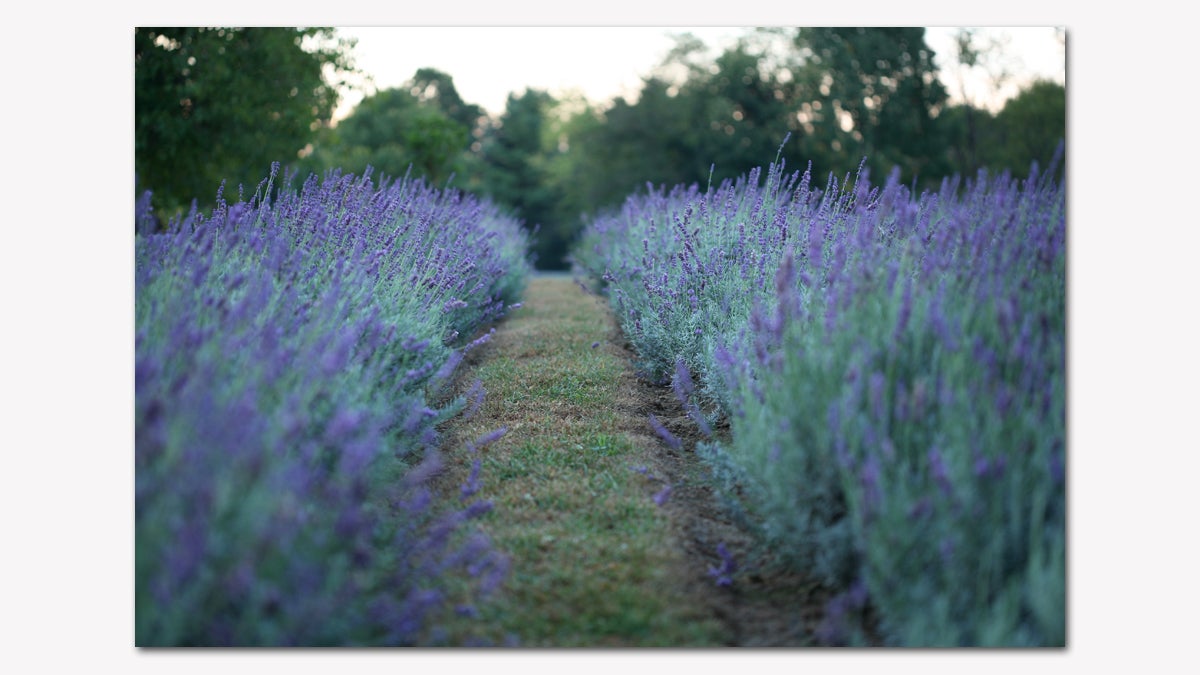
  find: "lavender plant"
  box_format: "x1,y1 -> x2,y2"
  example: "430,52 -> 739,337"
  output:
817,164 -> 1066,646
573,156 -> 871,412
135,165 -> 530,645
578,150 -> 1065,646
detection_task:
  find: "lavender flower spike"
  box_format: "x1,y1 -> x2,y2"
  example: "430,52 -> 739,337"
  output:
648,414 -> 682,450
652,484 -> 673,506
707,542 -> 737,587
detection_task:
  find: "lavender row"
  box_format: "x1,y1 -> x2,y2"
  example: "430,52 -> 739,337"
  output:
135,165 -> 531,645
576,152 -> 1065,646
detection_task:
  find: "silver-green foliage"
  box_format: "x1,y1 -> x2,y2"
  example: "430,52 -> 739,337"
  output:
578,152 -> 1065,646
135,166 -> 531,645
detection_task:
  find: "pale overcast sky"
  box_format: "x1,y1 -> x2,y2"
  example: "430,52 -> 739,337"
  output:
332,26 -> 1066,120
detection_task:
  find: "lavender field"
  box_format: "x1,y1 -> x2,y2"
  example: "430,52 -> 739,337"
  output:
575,147 -> 1066,646
135,145 -> 1065,646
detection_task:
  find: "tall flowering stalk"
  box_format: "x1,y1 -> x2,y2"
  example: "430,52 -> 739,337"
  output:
135,165 -> 530,645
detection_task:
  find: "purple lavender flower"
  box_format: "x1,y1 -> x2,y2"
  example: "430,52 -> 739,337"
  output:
441,298 -> 469,313
455,380 -> 485,422
648,414 -> 682,450
847,577 -> 869,609
461,500 -> 494,520
1049,449 -> 1065,485
807,217 -> 825,269
686,404 -> 713,438
461,458 -> 483,500
672,358 -> 696,404
707,542 -> 737,587
653,484 -> 673,506
427,351 -> 464,394
928,281 -> 958,351
868,371 -> 888,424
939,537 -> 956,566
892,276 -> 913,342
928,445 -> 954,496
973,455 -> 992,479
775,249 -> 797,298
864,454 -> 883,516
469,426 -> 508,452
908,496 -> 933,521
324,408 -> 363,441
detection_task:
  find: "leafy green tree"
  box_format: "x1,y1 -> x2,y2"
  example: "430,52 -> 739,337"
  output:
537,31 -> 813,263
406,67 -> 487,135
299,68 -> 485,187
553,28 -> 953,226
302,86 -> 469,185
938,28 -> 1013,177
938,102 -> 999,178
686,39 -> 804,181
570,78 -> 703,207
940,80 -> 1064,182
538,98 -> 610,226
795,27 -> 950,185
987,80 -> 1066,179
135,27 -> 356,215
479,88 -> 570,267
548,33 -> 805,221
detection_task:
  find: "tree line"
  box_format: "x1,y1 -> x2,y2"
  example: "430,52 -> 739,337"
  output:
135,27 -> 1065,269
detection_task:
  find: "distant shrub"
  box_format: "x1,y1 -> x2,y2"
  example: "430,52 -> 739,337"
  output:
135,165 -> 530,645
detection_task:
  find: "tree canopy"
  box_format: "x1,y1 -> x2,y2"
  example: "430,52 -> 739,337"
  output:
135,27 -> 357,215
295,68 -> 486,188
989,80 -> 1066,179
793,27 -> 951,182
477,89 -> 566,267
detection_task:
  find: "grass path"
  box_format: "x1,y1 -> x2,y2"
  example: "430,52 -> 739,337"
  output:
430,276 -> 826,647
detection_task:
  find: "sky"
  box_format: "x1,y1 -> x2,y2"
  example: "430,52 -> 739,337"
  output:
330,26 -> 1066,121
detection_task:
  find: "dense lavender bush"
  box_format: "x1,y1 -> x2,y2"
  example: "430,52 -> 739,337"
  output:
135,166 -> 530,645
574,156 -> 877,419
577,151 -> 1065,646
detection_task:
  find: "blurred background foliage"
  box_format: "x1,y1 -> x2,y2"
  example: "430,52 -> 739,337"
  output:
135,27 -> 1065,270
134,27 -> 356,210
